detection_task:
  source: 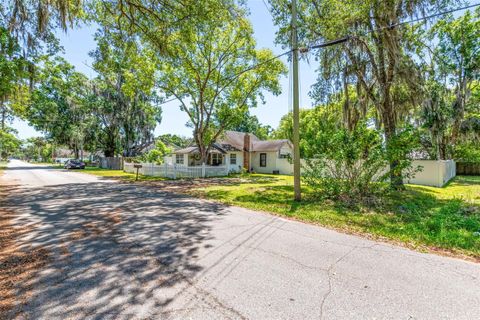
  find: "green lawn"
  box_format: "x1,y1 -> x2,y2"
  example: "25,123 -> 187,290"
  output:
0,161 -> 7,174
191,174 -> 480,259
0,160 -> 8,174
80,166 -> 166,182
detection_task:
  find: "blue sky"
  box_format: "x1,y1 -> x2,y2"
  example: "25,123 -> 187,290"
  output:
13,0 -> 319,139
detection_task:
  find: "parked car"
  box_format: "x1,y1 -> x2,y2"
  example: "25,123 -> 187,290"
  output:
64,159 -> 85,169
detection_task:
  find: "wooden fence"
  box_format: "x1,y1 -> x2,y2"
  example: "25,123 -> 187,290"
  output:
99,157 -> 123,170
124,162 -> 228,179
456,162 -> 480,176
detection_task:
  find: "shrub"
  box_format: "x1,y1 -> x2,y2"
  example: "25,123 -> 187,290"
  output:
142,149 -> 165,164
302,124 -> 390,204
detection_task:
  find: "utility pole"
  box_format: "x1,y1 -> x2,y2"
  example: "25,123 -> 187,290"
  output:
291,0 -> 301,201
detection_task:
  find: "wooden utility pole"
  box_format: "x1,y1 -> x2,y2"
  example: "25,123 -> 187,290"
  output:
291,0 -> 301,201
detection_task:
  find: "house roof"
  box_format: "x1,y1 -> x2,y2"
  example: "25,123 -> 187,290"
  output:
174,143 -> 239,155
217,131 -> 260,150
173,131 -> 292,154
251,140 -> 292,152
174,146 -> 199,154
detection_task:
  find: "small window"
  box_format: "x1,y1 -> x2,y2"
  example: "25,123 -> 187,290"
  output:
260,153 -> 267,167
211,153 -> 223,166
230,154 -> 237,165
176,154 -> 184,164
279,153 -> 289,159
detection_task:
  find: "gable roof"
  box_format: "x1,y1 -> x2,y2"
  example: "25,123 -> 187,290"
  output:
217,131 -> 259,151
218,131 -> 292,152
173,131 -> 292,154
174,143 -> 241,155
251,139 -> 292,152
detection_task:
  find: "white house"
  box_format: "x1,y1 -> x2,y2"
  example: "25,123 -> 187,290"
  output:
169,131 -> 294,174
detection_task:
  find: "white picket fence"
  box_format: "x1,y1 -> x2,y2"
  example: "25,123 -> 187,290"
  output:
124,162 -> 228,179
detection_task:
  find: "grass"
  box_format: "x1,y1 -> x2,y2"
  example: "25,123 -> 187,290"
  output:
191,174 -> 480,260
0,161 -> 8,175
80,166 -> 167,182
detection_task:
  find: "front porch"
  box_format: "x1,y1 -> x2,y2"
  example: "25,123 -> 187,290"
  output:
170,149 -> 242,174
185,152 -> 225,167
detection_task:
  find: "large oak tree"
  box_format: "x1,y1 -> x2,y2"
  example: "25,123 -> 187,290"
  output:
269,0 -> 456,189
157,12 -> 286,163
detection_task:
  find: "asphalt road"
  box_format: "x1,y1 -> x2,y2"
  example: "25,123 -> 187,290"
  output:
1,160 -> 479,319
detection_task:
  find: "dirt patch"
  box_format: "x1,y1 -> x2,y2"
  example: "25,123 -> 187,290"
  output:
0,187 -> 51,318
139,177 -> 244,194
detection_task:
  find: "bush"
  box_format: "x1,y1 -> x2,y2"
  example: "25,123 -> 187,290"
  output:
454,142 -> 480,162
302,124 -> 388,204
142,149 -> 165,164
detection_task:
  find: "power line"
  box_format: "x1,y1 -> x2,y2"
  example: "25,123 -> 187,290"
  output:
262,0 -> 276,20
309,2 -> 480,50
158,97 -> 179,105
88,2 -> 480,107
389,2 -> 480,29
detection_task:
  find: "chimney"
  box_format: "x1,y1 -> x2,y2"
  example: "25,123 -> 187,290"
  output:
244,133 -> 251,152
243,133 -> 250,171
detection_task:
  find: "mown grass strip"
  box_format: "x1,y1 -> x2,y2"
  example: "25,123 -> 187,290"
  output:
191,174 -> 480,260
80,166 -> 167,182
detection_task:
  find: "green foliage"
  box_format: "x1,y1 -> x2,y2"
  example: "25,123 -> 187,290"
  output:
454,142 -> 480,162
88,27 -> 161,157
427,8 -> 480,155
269,0 -> 454,188
26,57 -> 94,158
418,79 -> 453,159
297,110 -> 420,202
91,0 -> 232,55
273,104 -> 341,158
157,10 -> 286,163
433,8 -> 480,85
385,126 -> 422,184
302,123 -> 388,203
0,128 -> 21,159
0,27 -> 29,128
20,137 -> 54,162
228,112 -> 273,140
141,140 -> 171,164
158,134 -> 191,149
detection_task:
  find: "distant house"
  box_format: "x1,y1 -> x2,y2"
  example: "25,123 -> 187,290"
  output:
169,131 -> 294,174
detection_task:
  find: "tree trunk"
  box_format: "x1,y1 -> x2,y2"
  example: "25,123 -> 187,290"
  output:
104,138 -> 115,157
383,98 -> 404,190
1,104 -> 6,131
451,73 -> 467,145
103,128 -> 117,157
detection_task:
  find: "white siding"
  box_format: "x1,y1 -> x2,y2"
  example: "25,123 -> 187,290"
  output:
226,152 -> 244,173
275,158 -> 294,175
251,151 -> 279,174
279,145 -> 292,157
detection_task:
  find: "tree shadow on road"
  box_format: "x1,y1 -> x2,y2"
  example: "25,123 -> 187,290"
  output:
2,182 -> 228,319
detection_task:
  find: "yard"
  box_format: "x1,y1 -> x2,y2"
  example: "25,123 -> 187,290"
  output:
80,166 -> 167,182
188,174 -> 480,260
74,167 -> 480,260
0,161 -> 7,174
